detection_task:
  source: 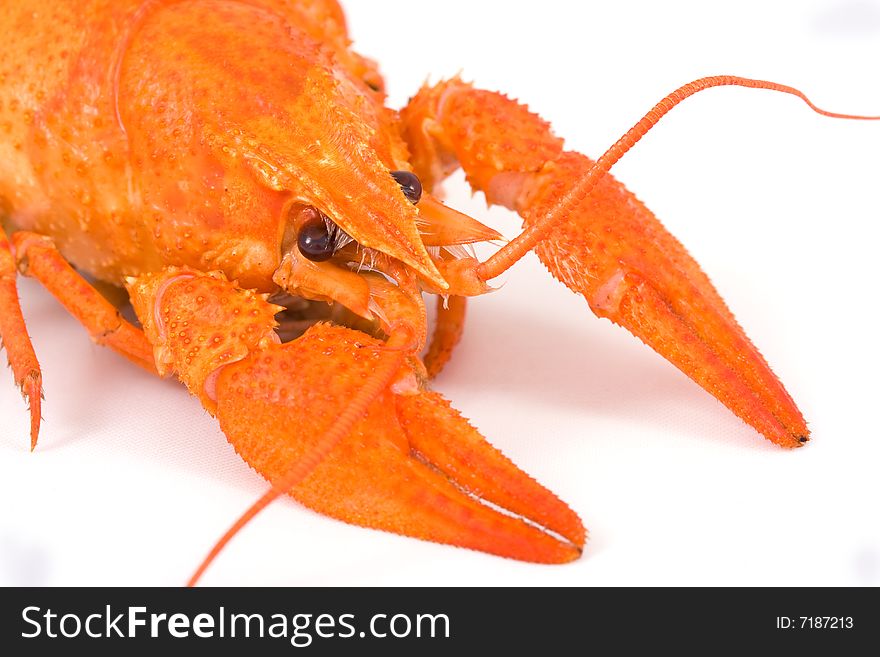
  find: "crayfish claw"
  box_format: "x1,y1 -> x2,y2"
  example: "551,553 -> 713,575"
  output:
523,152 -> 810,447
212,324 -> 583,565
401,79 -> 817,447
127,267 -> 583,574
396,391 -> 586,552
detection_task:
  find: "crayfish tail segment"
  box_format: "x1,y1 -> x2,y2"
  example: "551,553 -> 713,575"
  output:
214,324 -> 583,569
0,227 -> 43,449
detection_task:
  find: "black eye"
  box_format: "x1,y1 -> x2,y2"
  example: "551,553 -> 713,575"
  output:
297,210 -> 337,262
391,170 -> 422,205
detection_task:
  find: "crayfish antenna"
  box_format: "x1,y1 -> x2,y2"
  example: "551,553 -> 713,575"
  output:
187,329 -> 412,587
476,75 -> 880,280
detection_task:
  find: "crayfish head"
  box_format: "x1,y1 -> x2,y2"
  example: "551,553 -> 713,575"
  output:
118,0 -> 500,329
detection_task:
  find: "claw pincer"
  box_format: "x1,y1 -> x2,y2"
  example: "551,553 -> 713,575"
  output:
128,269 -> 584,568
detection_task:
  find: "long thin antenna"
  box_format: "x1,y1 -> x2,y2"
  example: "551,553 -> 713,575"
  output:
476,76 -> 879,281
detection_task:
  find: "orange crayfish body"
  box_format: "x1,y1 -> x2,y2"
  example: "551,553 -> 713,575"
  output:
0,0 -> 437,291
2,0 -> 869,583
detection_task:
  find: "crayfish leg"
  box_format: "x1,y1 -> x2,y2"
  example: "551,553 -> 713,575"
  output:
424,294 -> 467,379
0,226 -> 41,450
12,232 -> 156,375
2,228 -> 159,448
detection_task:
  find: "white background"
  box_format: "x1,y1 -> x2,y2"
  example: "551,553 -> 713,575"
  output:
1,0 -> 879,586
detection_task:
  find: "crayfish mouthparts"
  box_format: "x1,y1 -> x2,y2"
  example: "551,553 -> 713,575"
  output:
273,195 -> 506,342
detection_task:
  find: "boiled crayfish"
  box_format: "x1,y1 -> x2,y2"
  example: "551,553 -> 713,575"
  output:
0,0 -> 874,584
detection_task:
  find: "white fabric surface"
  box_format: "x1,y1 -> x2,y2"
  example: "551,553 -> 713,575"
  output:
1,0 -> 879,586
